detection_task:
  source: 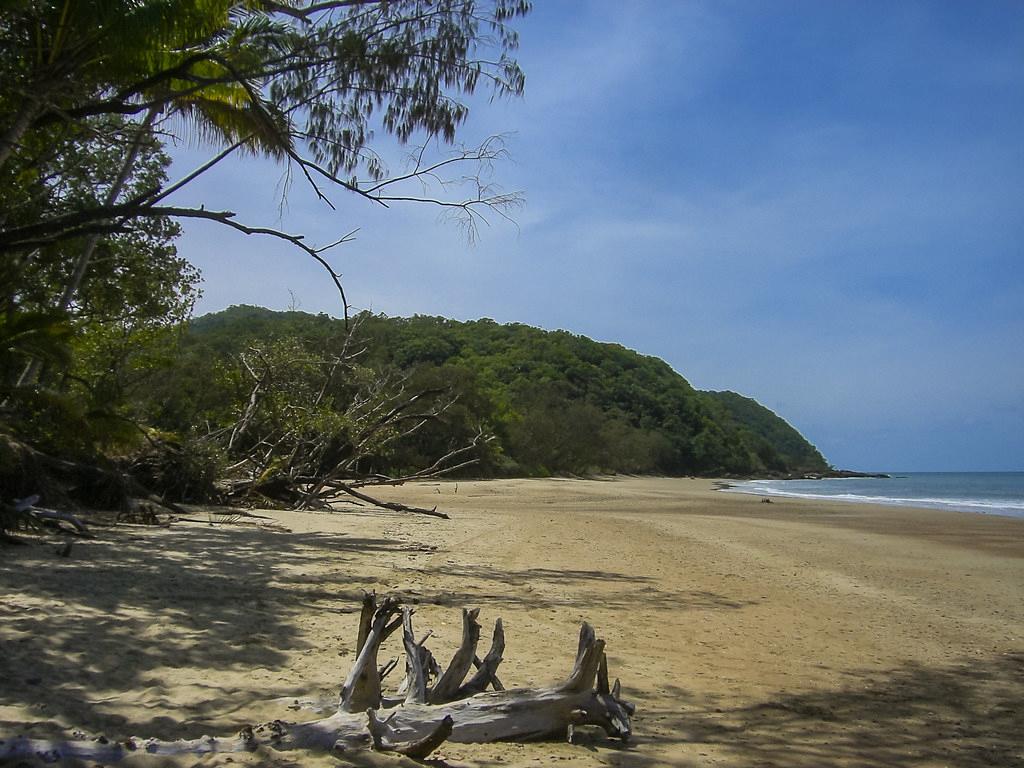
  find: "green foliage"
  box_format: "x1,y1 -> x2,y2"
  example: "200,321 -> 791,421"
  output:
154,306 -> 830,478
1,124 -> 197,464
0,1 -> 534,511
0,309 -> 73,378
1,1 -> 531,256
7,117 -> 197,323
131,435 -> 226,503
701,391 -> 829,472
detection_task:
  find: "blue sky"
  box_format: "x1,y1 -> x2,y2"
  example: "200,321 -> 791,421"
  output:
168,1 -> 1024,471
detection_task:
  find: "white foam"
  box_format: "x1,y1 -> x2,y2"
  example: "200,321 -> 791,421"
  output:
720,483 -> 1024,518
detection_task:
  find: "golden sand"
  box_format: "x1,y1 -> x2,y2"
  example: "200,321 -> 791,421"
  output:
2,477 -> 1022,766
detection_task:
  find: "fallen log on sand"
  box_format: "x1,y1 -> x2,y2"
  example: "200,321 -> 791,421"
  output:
1,594 -> 633,762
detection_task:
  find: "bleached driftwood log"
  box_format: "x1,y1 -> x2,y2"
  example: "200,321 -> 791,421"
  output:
0,594 -> 633,763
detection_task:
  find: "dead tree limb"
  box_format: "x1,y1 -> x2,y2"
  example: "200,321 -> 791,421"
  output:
464,618 -> 506,696
430,607 -> 481,703
338,595 -> 402,713
401,607 -> 429,705
334,482 -> 451,519
211,341 -> 482,518
365,709 -> 454,759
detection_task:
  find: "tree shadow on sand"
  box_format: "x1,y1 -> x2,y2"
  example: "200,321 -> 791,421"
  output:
0,523 -> 414,739
386,562 -> 755,613
629,652 -> 1024,767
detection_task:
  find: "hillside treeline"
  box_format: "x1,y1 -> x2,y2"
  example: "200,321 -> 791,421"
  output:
139,305 -> 828,479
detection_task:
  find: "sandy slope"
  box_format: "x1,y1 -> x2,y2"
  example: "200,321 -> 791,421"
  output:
1,477 -> 1022,767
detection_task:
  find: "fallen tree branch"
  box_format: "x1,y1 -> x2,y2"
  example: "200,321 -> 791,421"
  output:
335,483 -> 451,519
27,507 -> 93,536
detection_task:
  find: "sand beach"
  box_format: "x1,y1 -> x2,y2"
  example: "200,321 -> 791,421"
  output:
2,477 -> 1022,767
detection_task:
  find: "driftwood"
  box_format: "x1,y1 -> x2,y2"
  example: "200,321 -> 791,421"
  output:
7,495 -> 177,539
1,594 -> 633,763
7,495 -> 93,537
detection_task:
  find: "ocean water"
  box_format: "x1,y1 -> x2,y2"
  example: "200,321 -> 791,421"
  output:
722,472 -> 1024,518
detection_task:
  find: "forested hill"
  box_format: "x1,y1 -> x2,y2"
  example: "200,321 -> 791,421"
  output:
176,305 -> 829,477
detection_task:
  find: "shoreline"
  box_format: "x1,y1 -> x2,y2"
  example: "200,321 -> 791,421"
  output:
719,473 -> 1024,520
2,476 -> 1022,766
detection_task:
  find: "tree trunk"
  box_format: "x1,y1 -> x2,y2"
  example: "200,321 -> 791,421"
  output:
17,106 -> 161,388
0,98 -> 40,175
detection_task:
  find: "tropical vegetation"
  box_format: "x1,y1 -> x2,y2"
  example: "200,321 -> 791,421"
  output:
135,305 -> 829,483
0,0 -> 828,526
1,0 -> 531,525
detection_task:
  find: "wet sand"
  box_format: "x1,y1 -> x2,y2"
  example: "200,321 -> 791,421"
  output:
2,477 -> 1022,766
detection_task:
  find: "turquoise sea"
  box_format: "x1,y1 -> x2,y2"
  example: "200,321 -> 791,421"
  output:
722,472 -> 1024,518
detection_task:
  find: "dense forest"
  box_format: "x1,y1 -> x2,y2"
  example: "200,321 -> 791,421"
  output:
137,305 -> 829,480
